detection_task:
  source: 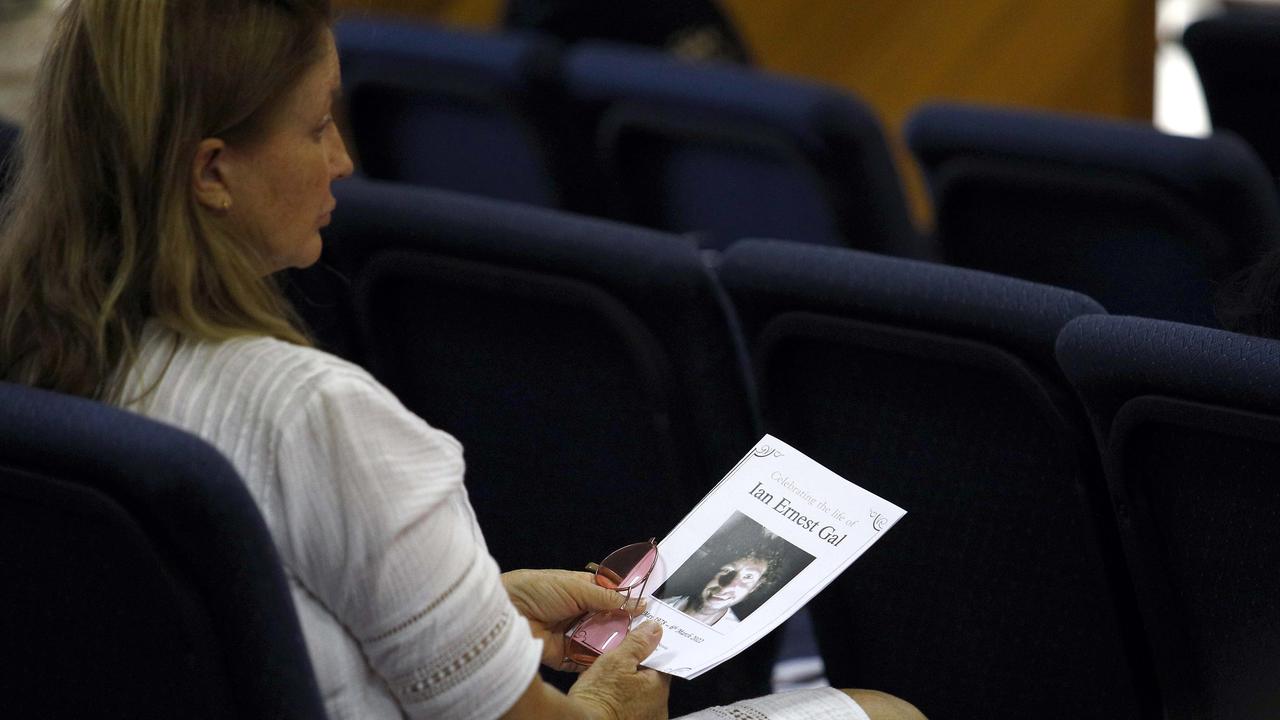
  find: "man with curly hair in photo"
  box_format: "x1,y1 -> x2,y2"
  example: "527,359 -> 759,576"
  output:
661,539 -> 788,629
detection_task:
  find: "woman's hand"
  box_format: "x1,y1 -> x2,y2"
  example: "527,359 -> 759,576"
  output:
500,621 -> 670,720
570,621 -> 670,720
502,569 -> 646,672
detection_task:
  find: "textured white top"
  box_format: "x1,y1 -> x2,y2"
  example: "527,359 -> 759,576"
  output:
119,324 -> 542,720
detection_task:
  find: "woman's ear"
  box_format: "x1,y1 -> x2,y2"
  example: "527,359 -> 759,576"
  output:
191,137 -> 231,212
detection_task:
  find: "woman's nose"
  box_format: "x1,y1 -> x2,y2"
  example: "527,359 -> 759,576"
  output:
330,132 -> 354,180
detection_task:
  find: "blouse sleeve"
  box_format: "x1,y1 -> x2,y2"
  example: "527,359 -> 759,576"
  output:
271,369 -> 541,720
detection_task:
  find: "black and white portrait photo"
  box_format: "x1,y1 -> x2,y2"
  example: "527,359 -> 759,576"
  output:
655,511 -> 815,629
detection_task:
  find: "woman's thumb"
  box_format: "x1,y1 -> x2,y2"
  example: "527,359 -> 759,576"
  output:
610,620 -> 663,664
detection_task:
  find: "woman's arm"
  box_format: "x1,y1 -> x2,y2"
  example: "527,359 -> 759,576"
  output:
275,370 -> 669,719
275,373 -> 545,718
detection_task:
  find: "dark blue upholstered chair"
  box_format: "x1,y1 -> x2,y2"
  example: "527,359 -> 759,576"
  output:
906,103 -> 1280,326
1185,10 -> 1280,183
317,178 -> 767,714
562,43 -> 924,256
321,177 -> 757,570
336,20 -> 597,211
1057,315 -> 1280,720
719,240 -> 1157,720
0,382 -> 325,719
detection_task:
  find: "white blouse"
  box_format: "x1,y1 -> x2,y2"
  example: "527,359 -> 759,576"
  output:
121,324 -> 541,719
119,323 -> 870,720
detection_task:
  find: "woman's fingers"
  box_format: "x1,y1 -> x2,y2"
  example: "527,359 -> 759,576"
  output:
566,570 -> 648,613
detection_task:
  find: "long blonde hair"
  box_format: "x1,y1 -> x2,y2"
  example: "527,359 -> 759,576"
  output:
0,0 -> 332,401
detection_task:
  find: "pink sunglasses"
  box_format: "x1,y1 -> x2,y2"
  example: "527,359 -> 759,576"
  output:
563,538 -> 660,666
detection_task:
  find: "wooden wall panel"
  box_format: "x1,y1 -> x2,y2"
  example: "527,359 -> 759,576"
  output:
722,1 -> 1155,222
724,2 -> 1153,117
331,0 -> 1156,224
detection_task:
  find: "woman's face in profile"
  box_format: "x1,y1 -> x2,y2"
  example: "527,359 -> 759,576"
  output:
226,31 -> 353,273
698,556 -> 768,611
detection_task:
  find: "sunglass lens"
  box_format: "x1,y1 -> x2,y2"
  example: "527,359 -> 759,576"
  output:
565,608 -> 631,665
595,541 -> 658,591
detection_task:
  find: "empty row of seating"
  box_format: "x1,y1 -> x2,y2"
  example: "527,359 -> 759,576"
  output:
334,18 -> 1280,328
283,177 -> 1280,720
907,105 -> 1280,327
337,18 -> 923,258
4,18 -> 1272,330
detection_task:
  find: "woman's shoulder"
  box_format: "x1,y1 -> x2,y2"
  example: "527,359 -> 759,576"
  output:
221,332 -> 371,388
175,327 -> 369,385
131,324 -> 395,429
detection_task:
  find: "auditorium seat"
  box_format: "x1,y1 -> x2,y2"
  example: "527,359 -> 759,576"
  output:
907,102 -> 1280,326
315,177 -> 769,713
319,177 -> 757,569
719,239 -> 1157,720
336,19 -> 598,211
562,42 -> 925,256
1185,10 -> 1280,184
0,382 -> 325,719
1058,315 -> 1280,720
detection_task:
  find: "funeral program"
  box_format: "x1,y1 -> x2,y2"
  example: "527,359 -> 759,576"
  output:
629,434 -> 905,679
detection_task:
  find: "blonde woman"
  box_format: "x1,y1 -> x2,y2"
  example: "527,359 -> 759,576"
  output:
0,2 -> 923,719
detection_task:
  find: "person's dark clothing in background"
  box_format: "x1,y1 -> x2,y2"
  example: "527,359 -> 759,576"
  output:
503,0 -> 751,63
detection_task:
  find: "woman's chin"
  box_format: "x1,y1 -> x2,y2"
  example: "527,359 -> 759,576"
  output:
292,235 -> 324,270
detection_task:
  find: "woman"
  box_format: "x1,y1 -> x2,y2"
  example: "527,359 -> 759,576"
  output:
0,2 -> 922,719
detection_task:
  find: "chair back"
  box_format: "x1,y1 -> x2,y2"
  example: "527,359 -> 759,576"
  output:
502,0 -> 752,63
1057,315 -> 1280,720
322,178 -> 759,570
337,20 -> 596,210
563,43 -> 922,255
907,102 -> 1280,325
0,382 -> 325,719
318,178 -> 769,712
720,239 -> 1156,720
1185,10 -> 1280,183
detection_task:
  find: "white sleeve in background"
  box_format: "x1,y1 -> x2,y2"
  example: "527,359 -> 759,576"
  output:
674,687 -> 872,720
273,371 -> 541,720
